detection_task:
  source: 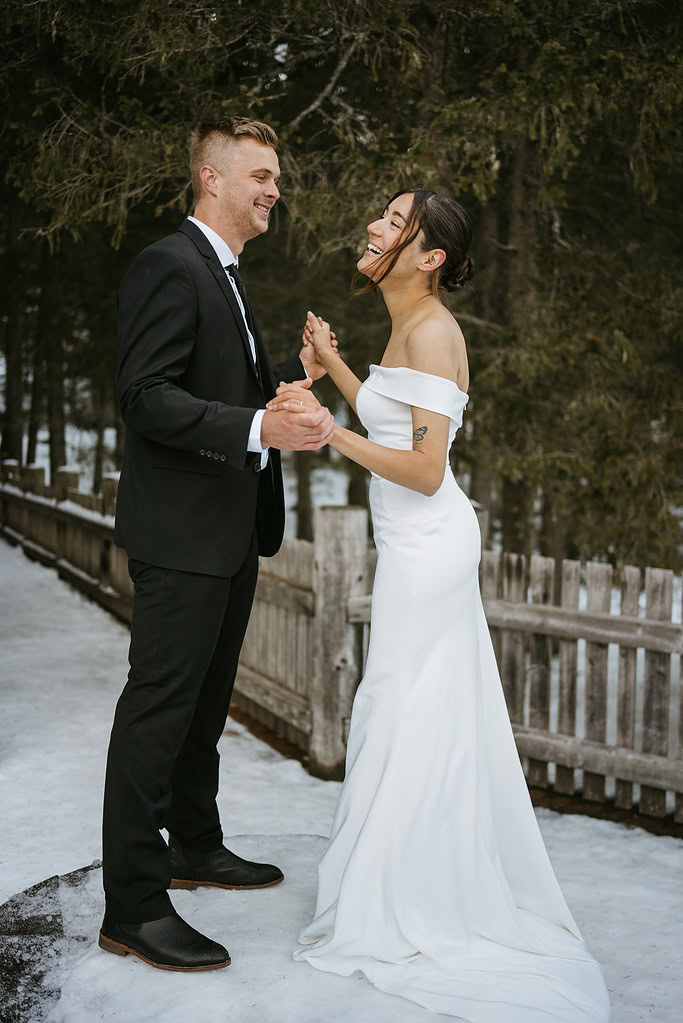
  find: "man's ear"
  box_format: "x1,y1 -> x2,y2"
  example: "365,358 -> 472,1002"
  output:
417,248 -> 446,274
199,164 -> 220,199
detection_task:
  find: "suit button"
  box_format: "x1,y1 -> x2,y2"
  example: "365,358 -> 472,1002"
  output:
213,452 -> 219,460
253,461 -> 262,472
220,454 -> 227,462
200,448 -> 206,456
206,449 -> 212,457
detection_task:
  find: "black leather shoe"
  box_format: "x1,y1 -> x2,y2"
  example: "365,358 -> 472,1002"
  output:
168,835 -> 284,891
98,911 -> 230,971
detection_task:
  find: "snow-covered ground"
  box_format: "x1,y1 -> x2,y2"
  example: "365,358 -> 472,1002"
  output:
1,537 -> 682,1022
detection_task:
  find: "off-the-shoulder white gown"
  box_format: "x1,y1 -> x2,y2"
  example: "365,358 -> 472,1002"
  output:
294,365 -> 611,1021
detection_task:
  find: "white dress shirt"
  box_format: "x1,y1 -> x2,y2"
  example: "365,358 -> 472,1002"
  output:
187,216 -> 267,463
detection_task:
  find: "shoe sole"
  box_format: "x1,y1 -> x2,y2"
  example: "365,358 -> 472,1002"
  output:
98,932 -> 231,971
169,873 -> 284,891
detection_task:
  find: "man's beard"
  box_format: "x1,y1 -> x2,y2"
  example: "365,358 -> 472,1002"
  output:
221,196 -> 267,242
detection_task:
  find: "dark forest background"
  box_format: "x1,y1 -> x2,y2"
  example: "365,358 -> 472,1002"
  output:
1,0 -> 681,568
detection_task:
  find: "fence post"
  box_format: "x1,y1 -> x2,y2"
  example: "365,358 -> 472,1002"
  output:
1,458 -> 20,483
615,566 -> 641,809
102,472 -> 120,517
500,553 -> 527,723
527,555 -> 554,788
640,568 -> 673,817
23,465 -> 45,490
555,559 -> 581,795
583,562 -> 612,802
54,466 -> 80,502
309,506 -> 370,780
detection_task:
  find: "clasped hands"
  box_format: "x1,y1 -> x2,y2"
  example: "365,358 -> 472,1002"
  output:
260,312 -> 337,452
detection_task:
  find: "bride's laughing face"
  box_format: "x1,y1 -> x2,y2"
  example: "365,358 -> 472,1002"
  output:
357,192 -> 422,282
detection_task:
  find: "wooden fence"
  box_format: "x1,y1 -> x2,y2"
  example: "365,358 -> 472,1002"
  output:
1,460 -> 681,822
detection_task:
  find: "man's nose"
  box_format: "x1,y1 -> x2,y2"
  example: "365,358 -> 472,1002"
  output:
266,180 -> 280,200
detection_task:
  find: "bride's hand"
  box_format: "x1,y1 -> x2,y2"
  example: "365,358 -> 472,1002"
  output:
266,376 -> 321,414
303,311 -> 337,369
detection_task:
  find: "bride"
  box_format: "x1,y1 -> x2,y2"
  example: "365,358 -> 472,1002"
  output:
267,189 -> 611,1021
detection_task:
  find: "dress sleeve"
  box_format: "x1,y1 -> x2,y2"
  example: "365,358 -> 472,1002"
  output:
362,366 -> 467,421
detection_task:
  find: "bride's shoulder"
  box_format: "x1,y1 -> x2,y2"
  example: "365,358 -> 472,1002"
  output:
404,311 -> 466,382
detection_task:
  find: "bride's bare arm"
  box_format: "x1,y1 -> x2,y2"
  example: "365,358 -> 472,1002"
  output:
269,315 -> 454,496
331,406 -> 450,497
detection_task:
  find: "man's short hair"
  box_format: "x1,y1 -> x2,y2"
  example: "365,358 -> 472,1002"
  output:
189,117 -> 279,205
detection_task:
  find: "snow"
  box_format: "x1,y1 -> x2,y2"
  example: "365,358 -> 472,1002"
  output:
55,499 -> 115,528
1,537 -> 682,1022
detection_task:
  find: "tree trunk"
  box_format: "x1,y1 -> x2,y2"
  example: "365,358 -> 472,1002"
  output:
470,463 -> 492,513
502,477 -> 531,557
26,333 -> 45,466
347,458 -> 369,512
507,132 -> 537,324
500,135 -> 537,556
468,198 -> 499,532
39,239 -> 66,482
294,449 -> 313,541
1,197 -> 24,463
540,488 -> 568,604
93,382 -> 107,494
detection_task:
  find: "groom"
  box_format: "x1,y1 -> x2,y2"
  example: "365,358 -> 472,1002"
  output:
100,117 -> 333,971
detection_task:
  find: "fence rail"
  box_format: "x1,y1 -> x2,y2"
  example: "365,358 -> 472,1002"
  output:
1,460 -> 681,822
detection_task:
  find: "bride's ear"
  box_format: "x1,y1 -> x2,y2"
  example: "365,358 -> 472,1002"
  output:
417,248 -> 446,274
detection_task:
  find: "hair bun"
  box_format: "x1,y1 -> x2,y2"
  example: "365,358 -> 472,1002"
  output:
441,254 -> 476,292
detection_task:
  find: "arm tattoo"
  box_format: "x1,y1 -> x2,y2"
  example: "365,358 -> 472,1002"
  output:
413,425 -> 428,445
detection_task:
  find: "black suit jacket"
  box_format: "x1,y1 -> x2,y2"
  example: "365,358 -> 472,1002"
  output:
114,218 -> 305,576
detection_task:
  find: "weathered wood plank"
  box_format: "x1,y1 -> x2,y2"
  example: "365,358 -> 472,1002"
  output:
262,536 -> 314,589
640,568 -> 673,817
254,574 -> 314,615
513,725 -> 683,792
480,601 -> 680,653
615,566 -> 640,809
527,556 -> 554,788
583,562 -> 612,802
480,550 -> 502,666
555,560 -> 580,795
234,664 -> 311,734
309,507 -> 370,779
347,596 -> 682,655
500,554 -> 527,723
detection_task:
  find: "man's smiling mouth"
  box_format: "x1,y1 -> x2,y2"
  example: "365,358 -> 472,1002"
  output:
254,202 -> 271,215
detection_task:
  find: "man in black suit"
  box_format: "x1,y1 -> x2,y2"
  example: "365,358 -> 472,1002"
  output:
99,117 -> 334,971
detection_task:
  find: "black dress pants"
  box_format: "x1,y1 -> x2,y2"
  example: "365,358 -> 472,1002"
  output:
102,536 -> 259,922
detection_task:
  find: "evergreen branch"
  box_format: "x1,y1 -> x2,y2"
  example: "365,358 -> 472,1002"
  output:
288,39 -> 359,131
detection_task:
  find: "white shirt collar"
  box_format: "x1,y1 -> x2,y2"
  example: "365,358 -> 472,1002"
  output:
187,215 -> 238,269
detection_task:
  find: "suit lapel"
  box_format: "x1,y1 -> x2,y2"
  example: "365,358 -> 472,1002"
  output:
178,220 -> 261,386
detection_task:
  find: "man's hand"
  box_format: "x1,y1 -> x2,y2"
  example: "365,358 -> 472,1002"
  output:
266,377 -> 321,414
298,314 -> 338,380
261,400 -> 334,451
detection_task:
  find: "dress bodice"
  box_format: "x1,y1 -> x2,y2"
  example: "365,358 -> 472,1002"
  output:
356,364 -> 469,471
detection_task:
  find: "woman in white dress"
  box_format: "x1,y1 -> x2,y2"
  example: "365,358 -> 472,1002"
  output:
268,189 -> 611,1021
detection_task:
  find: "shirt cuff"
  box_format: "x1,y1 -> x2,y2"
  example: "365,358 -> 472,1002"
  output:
248,409 -> 268,454
301,357 -> 311,380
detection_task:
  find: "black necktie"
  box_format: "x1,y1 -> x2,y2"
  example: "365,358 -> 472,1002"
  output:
226,264 -> 254,333
226,264 -> 263,382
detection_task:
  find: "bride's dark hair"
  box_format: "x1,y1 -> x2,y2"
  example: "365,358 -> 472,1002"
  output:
355,189 -> 475,296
